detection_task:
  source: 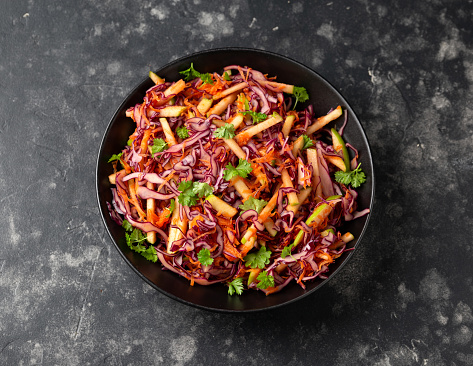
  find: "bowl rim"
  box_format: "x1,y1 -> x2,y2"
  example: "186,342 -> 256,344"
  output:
96,47 -> 375,312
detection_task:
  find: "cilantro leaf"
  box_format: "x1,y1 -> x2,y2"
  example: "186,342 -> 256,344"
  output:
192,182 -> 213,198
334,170 -> 352,186
108,152 -> 123,163
223,159 -> 253,180
176,126 -> 189,139
179,63 -> 213,85
334,163 -> 367,188
301,135 -> 314,150
213,124 -> 236,139
239,196 -> 268,214
256,271 -> 275,289
139,246 -> 158,262
281,243 -> 297,259
199,72 -> 214,85
178,180 -> 198,206
292,86 -> 309,109
178,180 -> 193,192
125,228 -> 157,263
122,219 -> 133,232
165,199 -> 175,218
197,248 -> 214,266
223,71 -> 231,81
244,246 -> 271,269
149,138 -> 168,156
228,277 -> 244,296
178,181 -> 212,206
178,192 -> 197,206
241,110 -> 267,124
179,63 -> 201,81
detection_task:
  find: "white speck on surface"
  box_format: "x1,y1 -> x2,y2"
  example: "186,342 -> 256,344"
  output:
9,216 -> 20,246
169,335 -> 197,365
453,302 -> 473,325
249,17 -> 257,28
29,343 -> 44,365
87,66 -> 96,77
23,13 -> 29,18
432,93 -> 450,110
229,4 -> 239,18
272,26 -> 279,31
311,48 -> 324,68
93,24 -> 102,36
463,60 -> 473,83
316,23 -> 335,42
106,62 -> 121,76
397,282 -> 416,309
437,39 -> 463,62
150,5 -> 170,20
292,2 -> 303,13
436,311 -> 449,326
419,268 -> 451,301
196,12 -> 233,41
453,325 -> 472,345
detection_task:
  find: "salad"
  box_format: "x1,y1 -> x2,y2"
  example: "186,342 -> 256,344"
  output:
107,63 -> 370,296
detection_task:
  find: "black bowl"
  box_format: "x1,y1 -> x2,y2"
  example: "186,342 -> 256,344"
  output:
96,48 -> 374,312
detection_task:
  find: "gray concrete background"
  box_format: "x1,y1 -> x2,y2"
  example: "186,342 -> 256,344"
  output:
1,0 -> 472,364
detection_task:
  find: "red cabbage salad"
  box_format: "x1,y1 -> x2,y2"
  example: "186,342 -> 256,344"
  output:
106,64 -> 370,296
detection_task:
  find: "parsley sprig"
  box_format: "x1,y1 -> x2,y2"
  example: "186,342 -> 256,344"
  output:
122,220 -> 157,263
281,242 -> 297,259
165,199 -> 175,218
228,278 -> 244,296
223,159 -> 252,180
176,126 -> 189,139
149,138 -> 168,156
179,63 -> 214,85
241,110 -> 267,124
108,152 -> 123,163
244,246 -> 271,269
292,86 -> 309,109
256,271 -> 275,289
334,163 -> 367,188
197,248 -> 214,266
213,124 -> 236,139
239,197 -> 268,214
178,180 -> 214,207
301,134 -> 314,150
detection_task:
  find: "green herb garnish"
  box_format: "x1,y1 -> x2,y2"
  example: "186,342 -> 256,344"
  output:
228,277 -> 244,296
223,159 -> 252,180
244,246 -> 271,269
197,248 -> 214,266
292,86 -> 309,109
239,197 -> 268,214
176,126 -> 189,139
213,124 -> 236,139
256,271 -> 275,289
334,163 -> 367,188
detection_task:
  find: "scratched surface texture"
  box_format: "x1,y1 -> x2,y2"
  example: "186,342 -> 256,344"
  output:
1,0 -> 472,365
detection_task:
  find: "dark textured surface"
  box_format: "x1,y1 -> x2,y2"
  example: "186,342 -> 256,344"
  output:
1,0 -> 472,364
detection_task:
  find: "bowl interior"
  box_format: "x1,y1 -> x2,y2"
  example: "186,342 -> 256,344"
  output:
96,48 -> 374,312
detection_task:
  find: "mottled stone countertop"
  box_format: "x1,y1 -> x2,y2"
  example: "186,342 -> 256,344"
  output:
1,0 -> 472,365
